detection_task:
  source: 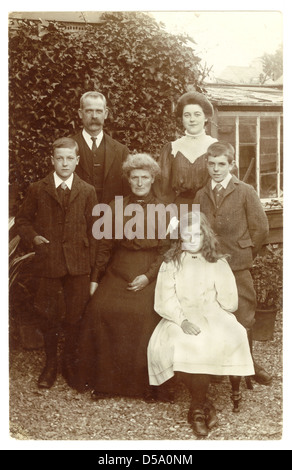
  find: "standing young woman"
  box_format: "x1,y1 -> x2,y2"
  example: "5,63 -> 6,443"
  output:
153,91 -> 217,207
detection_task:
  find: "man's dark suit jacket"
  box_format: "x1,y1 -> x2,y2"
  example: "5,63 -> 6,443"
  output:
15,173 -> 98,278
72,131 -> 130,203
194,176 -> 269,271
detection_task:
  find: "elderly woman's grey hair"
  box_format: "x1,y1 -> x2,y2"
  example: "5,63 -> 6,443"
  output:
122,153 -> 161,179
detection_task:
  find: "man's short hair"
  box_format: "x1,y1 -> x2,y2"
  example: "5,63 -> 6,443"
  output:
80,91 -> 107,108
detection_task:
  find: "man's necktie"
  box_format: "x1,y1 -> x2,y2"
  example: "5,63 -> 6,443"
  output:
91,136 -> 98,155
91,135 -> 103,177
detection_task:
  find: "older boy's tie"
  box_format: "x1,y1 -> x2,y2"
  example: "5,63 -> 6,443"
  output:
58,182 -> 70,210
213,183 -> 224,207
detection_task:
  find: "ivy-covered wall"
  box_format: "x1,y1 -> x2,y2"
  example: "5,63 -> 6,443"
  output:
9,11 -> 203,212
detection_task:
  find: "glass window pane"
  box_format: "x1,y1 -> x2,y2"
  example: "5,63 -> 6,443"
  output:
260,117 -> 278,173
260,140 -> 278,172
239,116 -> 257,143
260,117 -> 277,137
260,138 -> 278,155
217,115 -> 235,147
239,145 -> 256,188
260,174 -> 278,198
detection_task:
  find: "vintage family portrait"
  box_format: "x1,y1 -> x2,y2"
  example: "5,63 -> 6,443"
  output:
7,6 -> 285,449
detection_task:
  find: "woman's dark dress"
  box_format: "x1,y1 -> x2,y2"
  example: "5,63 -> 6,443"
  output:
153,135 -> 238,209
75,192 -> 169,397
153,134 -> 217,205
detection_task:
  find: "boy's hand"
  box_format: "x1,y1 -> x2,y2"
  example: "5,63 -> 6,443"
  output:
33,235 -> 50,245
90,282 -> 98,296
181,319 -> 201,335
127,275 -> 149,292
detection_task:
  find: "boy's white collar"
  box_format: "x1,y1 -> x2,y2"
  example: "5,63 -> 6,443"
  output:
211,173 -> 232,189
54,172 -> 74,189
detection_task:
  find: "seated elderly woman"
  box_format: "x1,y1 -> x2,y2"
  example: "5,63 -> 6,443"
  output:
74,153 -> 170,400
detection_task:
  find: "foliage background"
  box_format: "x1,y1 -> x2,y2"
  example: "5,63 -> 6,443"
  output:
8,13 -> 283,443
9,11 -> 204,212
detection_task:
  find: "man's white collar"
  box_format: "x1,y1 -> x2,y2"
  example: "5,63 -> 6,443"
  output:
82,129 -> 104,149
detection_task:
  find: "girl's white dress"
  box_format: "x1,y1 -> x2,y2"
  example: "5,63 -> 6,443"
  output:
147,252 -> 254,386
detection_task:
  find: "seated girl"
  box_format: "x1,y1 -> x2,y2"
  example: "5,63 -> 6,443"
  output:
147,211 -> 254,437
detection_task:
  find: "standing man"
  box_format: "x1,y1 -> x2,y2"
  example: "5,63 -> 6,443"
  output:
72,91 -> 130,203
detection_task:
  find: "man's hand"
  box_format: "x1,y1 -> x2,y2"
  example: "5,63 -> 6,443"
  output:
33,235 -> 50,245
127,275 -> 149,292
181,319 -> 201,335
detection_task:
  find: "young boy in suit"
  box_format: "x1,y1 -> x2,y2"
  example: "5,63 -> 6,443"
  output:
15,137 -> 98,389
194,141 -> 272,385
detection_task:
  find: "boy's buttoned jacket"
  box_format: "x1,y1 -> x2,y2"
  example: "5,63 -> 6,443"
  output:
15,173 -> 98,278
194,176 -> 269,271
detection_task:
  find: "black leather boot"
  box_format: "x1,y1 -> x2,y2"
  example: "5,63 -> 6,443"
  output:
188,407 -> 209,437
247,328 -> 272,385
203,401 -> 218,429
62,323 -> 80,388
185,373 -> 211,438
38,328 -> 58,389
253,361 -> 273,385
229,376 -> 242,412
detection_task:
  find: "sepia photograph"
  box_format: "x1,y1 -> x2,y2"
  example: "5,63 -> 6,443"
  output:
5,1 -> 288,451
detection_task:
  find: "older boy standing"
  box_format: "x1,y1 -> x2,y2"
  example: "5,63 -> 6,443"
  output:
194,141 -> 272,385
15,137 -> 97,389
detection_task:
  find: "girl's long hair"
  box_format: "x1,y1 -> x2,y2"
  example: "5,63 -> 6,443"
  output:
164,212 -> 227,267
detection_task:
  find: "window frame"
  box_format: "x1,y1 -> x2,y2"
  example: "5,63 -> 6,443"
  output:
216,110 -> 283,202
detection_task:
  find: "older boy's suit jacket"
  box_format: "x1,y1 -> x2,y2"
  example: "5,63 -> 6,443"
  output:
72,131 -> 130,203
15,173 -> 98,278
194,176 -> 269,271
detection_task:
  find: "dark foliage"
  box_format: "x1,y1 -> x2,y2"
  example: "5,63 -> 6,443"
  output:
251,244 -> 283,310
9,12 -> 203,211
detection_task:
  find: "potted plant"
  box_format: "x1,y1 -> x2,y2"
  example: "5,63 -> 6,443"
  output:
250,244 -> 283,341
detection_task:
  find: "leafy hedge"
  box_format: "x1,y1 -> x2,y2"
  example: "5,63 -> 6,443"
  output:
9,11 -> 203,212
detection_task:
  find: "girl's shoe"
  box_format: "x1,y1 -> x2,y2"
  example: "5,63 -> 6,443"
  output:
204,402 -> 218,429
188,408 -> 209,437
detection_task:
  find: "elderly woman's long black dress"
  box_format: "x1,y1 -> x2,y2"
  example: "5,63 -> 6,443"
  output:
75,192 -> 169,397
